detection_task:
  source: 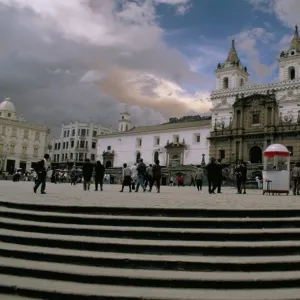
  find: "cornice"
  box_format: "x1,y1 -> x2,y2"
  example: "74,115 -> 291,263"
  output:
0,118 -> 48,131
211,79 -> 300,99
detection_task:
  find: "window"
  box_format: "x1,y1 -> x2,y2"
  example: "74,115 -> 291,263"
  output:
219,149 -> 225,160
93,130 -> 97,137
70,153 -> 73,160
170,155 -> 180,167
194,133 -> 200,143
72,129 -> 75,136
65,154 -> 68,160
84,153 -> 87,159
78,129 -> 80,136
71,140 -> 74,148
22,146 -> 27,155
122,116 -> 124,120
252,113 -> 260,124
2,126 -> 6,135
154,137 -> 160,146
92,142 -> 96,149
87,129 -> 89,136
85,141 -> 88,148
8,113 -> 11,117
54,155 -> 56,163
136,138 -> 142,147
80,141 -> 85,148
289,66 -> 296,80
55,143 -> 57,150
57,154 -> 60,162
66,142 -> 69,149
24,129 -> 29,139
81,129 -> 86,136
79,153 -> 84,161
107,145 -> 111,151
63,142 -> 65,149
287,146 -> 293,156
62,154 -> 64,161
154,151 -> 159,162
136,152 -> 141,163
12,127 -> 17,137
240,78 -> 244,87
33,147 -> 38,157
173,135 -> 180,143
67,130 -> 70,137
35,131 -> 40,141
64,131 -> 66,138
223,77 -> 229,89
91,154 -> 95,161
236,110 -> 241,128
126,124 -> 128,131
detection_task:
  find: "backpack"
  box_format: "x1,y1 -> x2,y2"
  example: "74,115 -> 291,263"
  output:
35,159 -> 44,172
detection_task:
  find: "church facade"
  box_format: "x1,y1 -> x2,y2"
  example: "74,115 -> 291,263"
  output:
209,26 -> 300,164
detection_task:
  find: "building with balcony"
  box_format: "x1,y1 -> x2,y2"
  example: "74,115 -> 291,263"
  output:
0,97 -> 50,173
51,121 -> 115,168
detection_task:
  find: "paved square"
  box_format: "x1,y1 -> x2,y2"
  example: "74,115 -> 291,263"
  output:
0,181 -> 299,210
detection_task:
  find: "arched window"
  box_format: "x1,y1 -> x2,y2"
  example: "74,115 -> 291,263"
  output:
289,66 -> 296,80
136,152 -> 141,163
125,124 -> 128,131
154,151 -> 159,162
122,116 -> 124,120
240,78 -> 244,87
223,77 -> 229,89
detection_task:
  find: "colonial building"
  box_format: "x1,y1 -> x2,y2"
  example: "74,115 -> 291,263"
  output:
51,121 -> 115,168
209,26 -> 300,164
0,97 -> 50,172
97,107 -> 211,169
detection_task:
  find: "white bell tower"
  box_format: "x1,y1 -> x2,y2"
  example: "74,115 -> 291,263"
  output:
118,105 -> 132,132
215,39 -> 249,90
278,25 -> 300,82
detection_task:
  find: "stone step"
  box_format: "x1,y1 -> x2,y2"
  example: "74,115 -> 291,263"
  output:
2,257 -> 300,289
1,241 -> 300,272
2,229 -> 300,256
2,217 -> 300,242
1,200 -> 300,218
2,207 -> 300,229
2,274 -> 300,300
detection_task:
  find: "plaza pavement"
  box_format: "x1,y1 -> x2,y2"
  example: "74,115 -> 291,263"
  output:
0,180 -> 299,210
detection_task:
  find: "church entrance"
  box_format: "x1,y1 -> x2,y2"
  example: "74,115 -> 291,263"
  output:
249,146 -> 262,164
105,161 -> 112,169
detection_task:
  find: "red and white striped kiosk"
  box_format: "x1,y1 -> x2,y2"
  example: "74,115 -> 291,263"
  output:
262,144 -> 290,195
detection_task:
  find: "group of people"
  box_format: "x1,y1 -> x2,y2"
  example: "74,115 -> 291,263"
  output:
120,158 -> 162,193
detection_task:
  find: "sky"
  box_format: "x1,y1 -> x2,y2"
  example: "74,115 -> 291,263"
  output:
0,0 -> 299,133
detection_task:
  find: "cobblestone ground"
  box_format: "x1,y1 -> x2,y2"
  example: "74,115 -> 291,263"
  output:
0,180 -> 299,210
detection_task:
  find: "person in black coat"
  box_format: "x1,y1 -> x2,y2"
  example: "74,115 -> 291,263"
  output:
95,161 -> 105,191
206,157 -> 218,194
82,159 -> 93,191
216,159 -> 223,193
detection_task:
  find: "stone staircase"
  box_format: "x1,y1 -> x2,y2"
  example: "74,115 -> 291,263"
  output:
1,200 -> 300,299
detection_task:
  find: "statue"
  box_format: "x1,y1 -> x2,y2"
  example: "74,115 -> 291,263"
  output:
217,63 -> 221,69
280,51 -> 285,58
244,66 -> 247,72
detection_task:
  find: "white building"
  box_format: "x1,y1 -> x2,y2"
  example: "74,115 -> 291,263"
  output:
51,121 -> 115,167
211,26 -> 300,130
97,107 -> 211,168
0,97 -> 50,172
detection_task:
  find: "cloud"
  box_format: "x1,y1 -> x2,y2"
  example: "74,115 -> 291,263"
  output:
248,0 -> 300,28
233,28 -> 277,79
0,0 -> 208,135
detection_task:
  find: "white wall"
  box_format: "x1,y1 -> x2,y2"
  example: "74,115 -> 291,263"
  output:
97,127 -> 210,167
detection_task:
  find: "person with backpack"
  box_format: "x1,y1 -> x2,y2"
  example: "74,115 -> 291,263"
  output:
135,158 -> 146,192
33,154 -> 50,194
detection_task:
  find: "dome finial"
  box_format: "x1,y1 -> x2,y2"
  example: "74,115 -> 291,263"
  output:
295,25 -> 299,36
232,39 -> 235,48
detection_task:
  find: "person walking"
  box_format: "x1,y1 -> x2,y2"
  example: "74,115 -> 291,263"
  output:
95,161 -> 105,191
82,159 -> 93,191
120,163 -> 132,192
206,157 -> 218,194
135,159 -> 147,192
292,162 -> 300,195
152,159 -> 162,193
216,159 -> 223,193
195,167 -> 204,192
33,154 -> 50,194
145,164 -> 153,191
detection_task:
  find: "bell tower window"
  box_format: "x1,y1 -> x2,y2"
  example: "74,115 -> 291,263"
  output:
240,78 -> 244,87
289,66 -> 296,80
223,77 -> 229,89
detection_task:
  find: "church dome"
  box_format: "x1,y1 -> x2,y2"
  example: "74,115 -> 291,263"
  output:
0,98 -> 17,119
